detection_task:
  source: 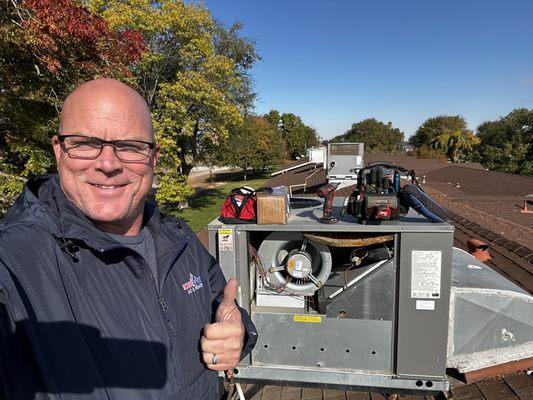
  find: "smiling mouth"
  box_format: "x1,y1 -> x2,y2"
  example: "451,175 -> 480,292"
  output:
90,183 -> 128,189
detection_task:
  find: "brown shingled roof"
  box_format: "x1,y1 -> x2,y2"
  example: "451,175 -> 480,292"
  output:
426,165 -> 533,196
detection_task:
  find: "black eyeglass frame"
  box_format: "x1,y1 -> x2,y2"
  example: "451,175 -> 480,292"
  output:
57,134 -> 155,161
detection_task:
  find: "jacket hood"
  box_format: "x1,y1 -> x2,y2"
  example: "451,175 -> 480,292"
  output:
3,174 -> 185,251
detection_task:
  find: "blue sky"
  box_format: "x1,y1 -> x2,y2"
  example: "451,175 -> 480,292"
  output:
204,0 -> 533,140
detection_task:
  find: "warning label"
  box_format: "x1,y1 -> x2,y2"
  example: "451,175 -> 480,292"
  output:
218,229 -> 234,252
293,315 -> 322,323
411,250 -> 441,299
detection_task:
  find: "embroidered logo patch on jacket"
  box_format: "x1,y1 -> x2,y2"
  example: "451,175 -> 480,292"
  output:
182,273 -> 204,294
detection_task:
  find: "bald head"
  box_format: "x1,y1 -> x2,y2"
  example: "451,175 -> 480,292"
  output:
60,78 -> 153,139
53,78 -> 159,236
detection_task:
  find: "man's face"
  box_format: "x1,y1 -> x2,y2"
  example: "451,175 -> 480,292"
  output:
52,84 -> 158,235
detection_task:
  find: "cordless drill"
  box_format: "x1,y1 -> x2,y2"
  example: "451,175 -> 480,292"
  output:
316,182 -> 340,224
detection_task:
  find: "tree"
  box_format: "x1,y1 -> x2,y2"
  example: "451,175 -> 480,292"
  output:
212,20 -> 259,113
476,108 -> 533,175
410,115 -> 479,162
280,113 -> 306,158
409,145 -> 447,162
278,113 -> 319,159
262,110 -> 319,160
432,129 -> 480,163
410,115 -> 468,148
0,0 -> 145,215
304,125 -> 320,149
90,0 -> 260,204
330,118 -> 404,153
217,116 -> 284,180
264,109 -> 281,130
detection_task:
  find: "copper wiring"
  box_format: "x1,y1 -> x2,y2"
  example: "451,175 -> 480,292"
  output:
248,244 -> 296,294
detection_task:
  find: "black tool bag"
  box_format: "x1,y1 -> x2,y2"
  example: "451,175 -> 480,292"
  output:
346,162 -> 409,223
346,162 -> 447,223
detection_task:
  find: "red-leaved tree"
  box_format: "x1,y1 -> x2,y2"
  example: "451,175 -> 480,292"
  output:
0,0 -> 146,189
22,0 -> 145,77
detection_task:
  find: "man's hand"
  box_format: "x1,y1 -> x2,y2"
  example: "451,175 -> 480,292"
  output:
201,279 -> 245,371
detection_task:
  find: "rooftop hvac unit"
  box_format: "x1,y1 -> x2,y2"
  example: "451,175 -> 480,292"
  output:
327,143 -> 364,188
208,200 -> 454,394
307,147 -> 327,167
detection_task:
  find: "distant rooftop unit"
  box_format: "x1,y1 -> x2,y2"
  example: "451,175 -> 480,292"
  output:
307,146 -> 327,167
327,142 -> 364,188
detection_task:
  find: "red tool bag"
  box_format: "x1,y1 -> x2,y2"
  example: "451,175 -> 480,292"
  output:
220,187 -> 257,224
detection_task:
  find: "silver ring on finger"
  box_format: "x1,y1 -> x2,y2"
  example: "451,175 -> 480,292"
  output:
211,353 -> 218,365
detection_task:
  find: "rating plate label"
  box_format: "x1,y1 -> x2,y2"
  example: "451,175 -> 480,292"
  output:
411,250 -> 441,299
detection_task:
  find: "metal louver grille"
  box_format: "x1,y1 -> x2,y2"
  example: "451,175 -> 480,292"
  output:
329,144 -> 360,155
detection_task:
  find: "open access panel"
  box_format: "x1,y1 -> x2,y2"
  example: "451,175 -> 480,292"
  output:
208,201 -> 454,393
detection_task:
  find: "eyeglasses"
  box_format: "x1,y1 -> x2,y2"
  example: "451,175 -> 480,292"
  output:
57,135 -> 155,162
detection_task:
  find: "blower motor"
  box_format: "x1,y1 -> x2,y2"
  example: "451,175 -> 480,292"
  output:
257,231 -> 332,296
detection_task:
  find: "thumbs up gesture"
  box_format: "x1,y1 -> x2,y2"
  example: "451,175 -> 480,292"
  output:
201,279 -> 245,371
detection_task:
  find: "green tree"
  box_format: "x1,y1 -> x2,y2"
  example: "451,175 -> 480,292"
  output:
0,174 -> 25,217
279,113 -> 319,158
217,116 -> 284,180
409,145 -> 447,162
410,115 -> 468,148
476,108 -> 533,175
262,110 -> 319,160
304,125 -> 320,149
212,20 -> 259,112
264,109 -> 281,130
410,115 -> 479,162
331,119 -> 404,153
432,129 -> 480,162
90,0 -> 259,204
280,113 -> 307,158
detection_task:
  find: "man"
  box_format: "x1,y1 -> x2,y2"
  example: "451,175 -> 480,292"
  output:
0,79 -> 257,399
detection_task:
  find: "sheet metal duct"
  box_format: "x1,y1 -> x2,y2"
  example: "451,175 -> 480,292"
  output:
447,248 -> 533,373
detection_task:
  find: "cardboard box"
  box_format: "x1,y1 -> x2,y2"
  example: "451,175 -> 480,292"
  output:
257,186 -> 289,224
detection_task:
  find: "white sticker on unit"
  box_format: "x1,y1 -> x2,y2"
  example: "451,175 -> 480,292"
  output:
416,300 -> 435,310
218,229 -> 234,252
411,250 -> 442,299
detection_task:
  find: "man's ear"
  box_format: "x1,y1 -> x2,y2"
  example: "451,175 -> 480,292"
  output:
51,135 -> 63,163
152,143 -> 160,167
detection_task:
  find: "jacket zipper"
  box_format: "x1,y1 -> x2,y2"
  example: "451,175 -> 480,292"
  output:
156,236 -> 188,336
137,259 -> 179,394
158,297 -> 168,311
155,236 -> 188,391
104,238 -> 188,392
157,296 -> 176,336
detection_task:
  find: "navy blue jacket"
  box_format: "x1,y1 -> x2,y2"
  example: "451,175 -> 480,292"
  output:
0,175 -> 257,399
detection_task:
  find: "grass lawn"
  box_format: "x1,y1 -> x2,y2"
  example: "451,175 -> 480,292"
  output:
163,173 -> 271,233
